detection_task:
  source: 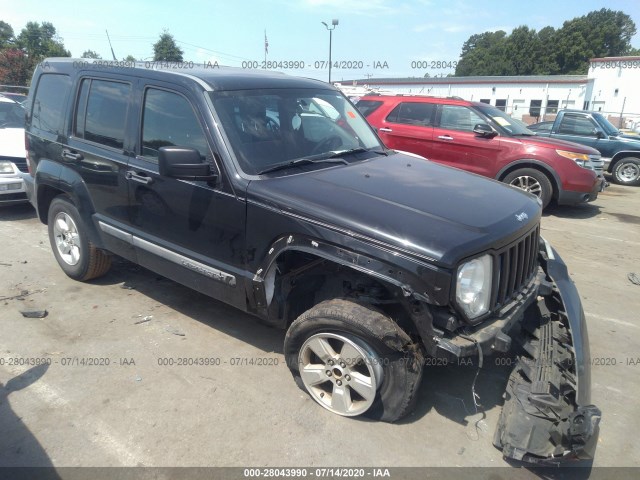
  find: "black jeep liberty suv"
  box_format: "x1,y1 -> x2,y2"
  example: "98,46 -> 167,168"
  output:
24,59 -> 600,464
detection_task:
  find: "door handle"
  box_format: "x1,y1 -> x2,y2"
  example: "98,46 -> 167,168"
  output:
126,171 -> 153,185
437,135 -> 454,141
379,127 -> 393,132
62,149 -> 84,161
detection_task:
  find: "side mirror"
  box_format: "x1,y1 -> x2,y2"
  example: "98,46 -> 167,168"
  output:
158,146 -> 218,181
473,123 -> 497,138
594,130 -> 605,139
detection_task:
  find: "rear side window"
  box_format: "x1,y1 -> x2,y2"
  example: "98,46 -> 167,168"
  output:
386,102 -> 435,126
354,99 -> 383,117
31,74 -> 71,135
75,79 -> 131,149
141,88 -> 209,161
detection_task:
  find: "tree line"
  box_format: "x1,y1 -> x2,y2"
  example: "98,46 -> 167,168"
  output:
455,8 -> 639,76
0,21 -> 184,87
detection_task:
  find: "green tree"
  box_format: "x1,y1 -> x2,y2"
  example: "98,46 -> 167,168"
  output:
123,54 -> 137,62
153,31 -> 183,61
455,30 -> 508,75
455,8 -> 637,76
81,49 -> 101,59
0,20 -> 14,49
16,21 -> 70,59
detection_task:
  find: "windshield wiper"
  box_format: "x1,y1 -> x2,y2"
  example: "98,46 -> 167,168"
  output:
326,147 -> 390,158
258,157 -> 349,175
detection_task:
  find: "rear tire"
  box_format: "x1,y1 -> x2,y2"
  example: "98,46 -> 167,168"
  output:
612,157 -> 640,186
47,196 -> 111,281
503,168 -> 553,208
284,299 -> 423,422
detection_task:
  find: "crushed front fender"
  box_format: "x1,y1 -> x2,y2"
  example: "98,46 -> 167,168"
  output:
493,240 -> 601,464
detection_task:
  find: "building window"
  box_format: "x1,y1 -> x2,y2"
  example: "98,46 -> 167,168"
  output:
480,99 -> 491,104
546,100 -> 559,114
495,99 -> 507,111
529,100 -> 542,118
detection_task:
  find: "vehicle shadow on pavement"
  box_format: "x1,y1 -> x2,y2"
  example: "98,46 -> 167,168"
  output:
0,204 -> 36,221
544,203 -> 601,220
400,354 -> 511,426
0,364 -> 60,476
99,257 -> 285,354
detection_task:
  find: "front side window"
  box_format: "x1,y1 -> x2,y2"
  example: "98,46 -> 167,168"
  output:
31,74 -> 71,135
558,114 -> 598,136
439,105 -> 485,132
386,102 -> 435,126
75,79 -> 131,149
210,88 -> 382,175
141,88 -> 209,161
475,104 -> 534,135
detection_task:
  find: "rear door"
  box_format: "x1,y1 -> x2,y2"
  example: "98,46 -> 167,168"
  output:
66,74 -> 136,260
124,81 -> 246,309
430,104 -> 502,177
376,101 -> 436,158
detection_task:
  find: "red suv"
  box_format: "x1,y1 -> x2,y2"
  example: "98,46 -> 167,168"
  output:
356,95 -> 605,208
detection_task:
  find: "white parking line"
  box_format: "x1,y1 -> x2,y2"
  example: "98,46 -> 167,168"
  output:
586,312 -> 638,329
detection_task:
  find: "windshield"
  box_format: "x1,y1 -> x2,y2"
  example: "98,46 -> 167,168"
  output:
0,101 -> 25,128
592,112 -> 620,136
210,88 -> 383,175
475,104 -> 535,136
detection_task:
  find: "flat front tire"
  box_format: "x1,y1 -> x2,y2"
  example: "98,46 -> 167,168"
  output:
284,299 -> 424,422
47,196 -> 111,281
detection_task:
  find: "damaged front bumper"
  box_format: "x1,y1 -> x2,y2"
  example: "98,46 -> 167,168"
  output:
420,238 -> 601,464
492,239 -> 601,464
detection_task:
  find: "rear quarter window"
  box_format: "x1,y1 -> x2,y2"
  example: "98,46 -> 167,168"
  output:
30,74 -> 71,135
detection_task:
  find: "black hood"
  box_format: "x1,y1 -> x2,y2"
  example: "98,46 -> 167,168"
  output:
247,152 -> 541,267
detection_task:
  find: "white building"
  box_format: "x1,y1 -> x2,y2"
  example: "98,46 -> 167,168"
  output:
338,56 -> 640,126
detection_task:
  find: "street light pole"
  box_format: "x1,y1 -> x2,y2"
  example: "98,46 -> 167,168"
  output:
321,19 -> 339,84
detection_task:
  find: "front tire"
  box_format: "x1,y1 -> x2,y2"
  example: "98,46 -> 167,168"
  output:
612,157 -> 640,186
284,299 -> 423,422
47,196 -> 111,281
503,168 -> 553,208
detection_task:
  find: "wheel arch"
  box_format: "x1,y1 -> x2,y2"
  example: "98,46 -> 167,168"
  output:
249,234 -> 432,339
609,151 -> 640,172
34,160 -> 102,246
496,159 -> 560,200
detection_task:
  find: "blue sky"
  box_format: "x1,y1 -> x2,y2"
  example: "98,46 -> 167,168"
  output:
1,0 -> 639,81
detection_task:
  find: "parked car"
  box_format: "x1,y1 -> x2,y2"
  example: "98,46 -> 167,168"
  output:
24,59 -> 600,463
356,95 -> 605,208
528,110 -> 640,186
0,96 -> 29,206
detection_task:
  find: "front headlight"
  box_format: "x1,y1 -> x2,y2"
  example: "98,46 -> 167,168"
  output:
456,254 -> 492,319
0,161 -> 15,174
556,150 -> 593,169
